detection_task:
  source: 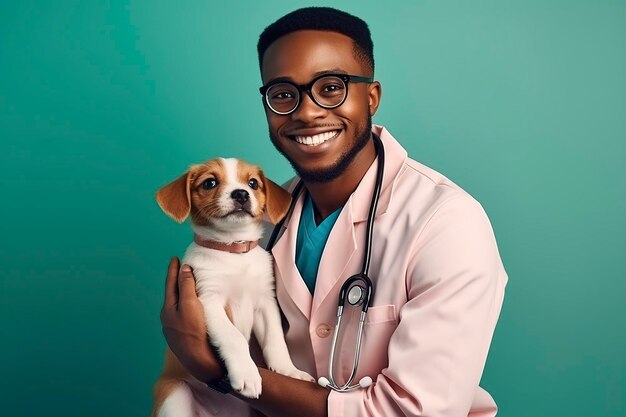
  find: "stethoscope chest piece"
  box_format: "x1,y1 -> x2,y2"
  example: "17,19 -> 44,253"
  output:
340,274 -> 373,311
348,285 -> 365,306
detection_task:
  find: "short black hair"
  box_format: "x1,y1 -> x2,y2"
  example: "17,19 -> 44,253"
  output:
257,7 -> 374,75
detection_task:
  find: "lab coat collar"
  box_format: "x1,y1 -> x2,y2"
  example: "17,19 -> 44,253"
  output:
350,125 -> 407,223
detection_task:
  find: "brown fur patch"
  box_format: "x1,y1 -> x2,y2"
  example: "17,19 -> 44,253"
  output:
262,173 -> 292,224
188,159 -> 228,225
155,173 -> 192,223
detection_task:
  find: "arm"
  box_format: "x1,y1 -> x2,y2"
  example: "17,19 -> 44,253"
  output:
240,368 -> 329,417
160,258 -> 224,381
160,257 -> 329,417
327,197 -> 507,417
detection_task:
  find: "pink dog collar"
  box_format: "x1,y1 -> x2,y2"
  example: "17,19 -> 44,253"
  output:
193,235 -> 259,254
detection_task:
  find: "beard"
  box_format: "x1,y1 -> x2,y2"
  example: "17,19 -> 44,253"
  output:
269,115 -> 372,183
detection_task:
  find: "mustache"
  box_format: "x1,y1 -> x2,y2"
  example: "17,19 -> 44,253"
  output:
287,123 -> 343,129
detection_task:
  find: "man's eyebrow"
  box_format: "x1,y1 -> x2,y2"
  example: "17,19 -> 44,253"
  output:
312,68 -> 347,77
265,68 -> 348,85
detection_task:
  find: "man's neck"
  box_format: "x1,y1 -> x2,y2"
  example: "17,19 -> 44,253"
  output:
304,137 -> 377,223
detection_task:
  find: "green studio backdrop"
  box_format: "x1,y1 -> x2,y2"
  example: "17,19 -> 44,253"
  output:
1,1 -> 624,416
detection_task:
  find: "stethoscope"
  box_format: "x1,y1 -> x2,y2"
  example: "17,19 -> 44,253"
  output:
267,133 -> 385,392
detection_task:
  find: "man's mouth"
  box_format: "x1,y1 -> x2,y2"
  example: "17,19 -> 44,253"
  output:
292,130 -> 341,146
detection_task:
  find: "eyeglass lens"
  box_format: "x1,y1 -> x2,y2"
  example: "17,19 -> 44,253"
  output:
266,76 -> 347,114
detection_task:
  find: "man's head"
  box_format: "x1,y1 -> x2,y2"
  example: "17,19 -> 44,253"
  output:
257,7 -> 381,183
257,7 -> 375,76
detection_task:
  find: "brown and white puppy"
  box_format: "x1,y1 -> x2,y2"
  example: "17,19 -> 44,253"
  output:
152,158 -> 313,417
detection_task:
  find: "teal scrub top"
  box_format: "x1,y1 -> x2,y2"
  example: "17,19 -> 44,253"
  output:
295,194 -> 342,293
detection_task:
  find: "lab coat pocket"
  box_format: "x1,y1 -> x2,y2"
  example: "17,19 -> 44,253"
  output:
364,304 -> 398,324
337,304 -> 398,382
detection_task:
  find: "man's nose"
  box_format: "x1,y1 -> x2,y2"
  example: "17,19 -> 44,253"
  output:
291,92 -> 327,122
231,189 -> 249,205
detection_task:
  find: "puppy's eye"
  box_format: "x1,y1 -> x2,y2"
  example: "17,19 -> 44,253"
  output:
202,178 -> 218,189
248,178 -> 259,190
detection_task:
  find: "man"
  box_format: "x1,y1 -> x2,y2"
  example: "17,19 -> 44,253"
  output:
160,7 -> 507,417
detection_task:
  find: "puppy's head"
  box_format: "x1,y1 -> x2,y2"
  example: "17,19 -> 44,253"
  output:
155,158 -> 291,227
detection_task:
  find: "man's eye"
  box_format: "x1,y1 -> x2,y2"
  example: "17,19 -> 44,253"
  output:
248,178 -> 259,190
319,83 -> 344,96
202,178 -> 218,189
272,91 -> 295,101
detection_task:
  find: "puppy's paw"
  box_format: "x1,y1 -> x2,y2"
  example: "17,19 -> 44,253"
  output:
228,359 -> 262,398
270,365 -> 315,382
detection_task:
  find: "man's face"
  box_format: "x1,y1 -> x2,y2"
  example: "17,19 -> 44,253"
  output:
260,30 -> 380,183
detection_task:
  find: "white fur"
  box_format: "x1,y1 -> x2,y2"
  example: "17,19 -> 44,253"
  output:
157,383 -> 195,417
215,158 -> 261,220
157,159 -> 313,417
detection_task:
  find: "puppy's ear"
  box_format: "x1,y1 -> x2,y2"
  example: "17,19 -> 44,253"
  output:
262,174 -> 292,224
155,171 -> 192,223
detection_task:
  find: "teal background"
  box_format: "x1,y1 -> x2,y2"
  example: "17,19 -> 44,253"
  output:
1,1 -> 624,416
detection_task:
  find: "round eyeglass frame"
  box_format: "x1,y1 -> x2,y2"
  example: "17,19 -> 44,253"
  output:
259,73 -> 374,115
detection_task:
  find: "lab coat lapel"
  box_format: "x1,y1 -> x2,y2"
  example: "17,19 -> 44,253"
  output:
271,192 -> 312,320
311,201 -> 358,316
311,125 -> 408,316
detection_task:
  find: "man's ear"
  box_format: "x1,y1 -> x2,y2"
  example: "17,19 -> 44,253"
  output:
155,171 -> 192,223
368,81 -> 382,116
262,173 -> 292,224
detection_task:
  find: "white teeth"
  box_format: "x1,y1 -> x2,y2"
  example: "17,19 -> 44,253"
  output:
294,130 -> 339,146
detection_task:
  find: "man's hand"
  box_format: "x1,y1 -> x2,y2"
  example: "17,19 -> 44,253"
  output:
160,257 -> 224,382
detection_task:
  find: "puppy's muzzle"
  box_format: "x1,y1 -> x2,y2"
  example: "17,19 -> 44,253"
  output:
230,189 -> 253,214
231,189 -> 249,205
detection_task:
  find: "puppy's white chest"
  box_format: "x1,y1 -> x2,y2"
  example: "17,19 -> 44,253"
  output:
182,244 -> 274,301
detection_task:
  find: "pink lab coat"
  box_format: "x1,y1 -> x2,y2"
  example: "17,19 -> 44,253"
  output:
270,125 -> 508,417
192,125 -> 507,416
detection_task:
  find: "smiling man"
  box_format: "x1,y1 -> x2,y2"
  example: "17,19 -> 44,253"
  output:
159,7 -> 507,417
260,27 -> 379,223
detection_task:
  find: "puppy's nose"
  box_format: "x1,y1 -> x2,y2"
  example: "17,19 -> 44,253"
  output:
231,189 -> 249,205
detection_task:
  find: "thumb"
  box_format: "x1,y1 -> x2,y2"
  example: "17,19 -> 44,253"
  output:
178,264 -> 198,301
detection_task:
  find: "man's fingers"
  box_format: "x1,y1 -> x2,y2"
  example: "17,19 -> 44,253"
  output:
163,257 -> 180,308
178,264 -> 199,305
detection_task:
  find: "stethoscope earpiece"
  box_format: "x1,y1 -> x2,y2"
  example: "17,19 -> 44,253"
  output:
359,376 -> 373,388
317,376 -> 373,391
317,376 -> 330,388
317,376 -> 373,390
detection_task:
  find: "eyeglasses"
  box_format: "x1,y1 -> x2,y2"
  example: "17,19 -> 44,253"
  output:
259,73 -> 374,115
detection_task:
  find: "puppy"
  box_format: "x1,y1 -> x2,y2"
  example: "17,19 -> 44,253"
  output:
152,157 -> 313,417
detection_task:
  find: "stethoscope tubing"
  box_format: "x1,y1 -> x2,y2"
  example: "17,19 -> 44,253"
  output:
327,308 -> 368,391
361,134 -> 385,280
267,134 -> 385,392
